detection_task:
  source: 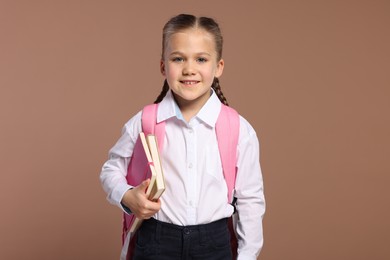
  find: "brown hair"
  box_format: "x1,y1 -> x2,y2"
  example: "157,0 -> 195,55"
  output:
154,14 -> 229,105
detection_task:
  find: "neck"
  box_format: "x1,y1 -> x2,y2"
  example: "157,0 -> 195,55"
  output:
173,93 -> 210,122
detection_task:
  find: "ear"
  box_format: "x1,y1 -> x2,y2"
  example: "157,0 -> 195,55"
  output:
214,59 -> 224,78
160,60 -> 166,76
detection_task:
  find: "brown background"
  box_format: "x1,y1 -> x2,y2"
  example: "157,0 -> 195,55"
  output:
1,1 -> 389,259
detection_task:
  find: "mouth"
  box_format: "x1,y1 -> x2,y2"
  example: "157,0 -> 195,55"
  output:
180,80 -> 200,86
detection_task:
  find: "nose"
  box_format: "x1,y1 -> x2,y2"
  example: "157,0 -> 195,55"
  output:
182,61 -> 196,75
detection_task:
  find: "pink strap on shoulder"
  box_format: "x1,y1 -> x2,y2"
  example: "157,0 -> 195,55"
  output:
141,104 -> 165,150
216,104 -> 240,203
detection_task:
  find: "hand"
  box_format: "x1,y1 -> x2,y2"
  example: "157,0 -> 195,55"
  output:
121,179 -> 161,219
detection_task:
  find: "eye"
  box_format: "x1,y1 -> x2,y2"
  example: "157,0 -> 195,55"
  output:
197,57 -> 208,63
172,57 -> 184,62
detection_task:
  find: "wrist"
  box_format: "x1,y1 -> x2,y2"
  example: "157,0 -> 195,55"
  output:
121,188 -> 134,213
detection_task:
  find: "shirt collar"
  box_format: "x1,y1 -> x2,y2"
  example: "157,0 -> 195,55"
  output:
196,89 -> 221,127
157,90 -> 177,123
157,89 -> 222,128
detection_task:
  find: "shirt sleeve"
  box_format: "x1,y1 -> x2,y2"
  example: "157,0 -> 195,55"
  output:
99,111 -> 142,213
235,116 -> 266,260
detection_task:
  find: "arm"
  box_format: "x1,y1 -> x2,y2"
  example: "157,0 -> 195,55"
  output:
235,117 -> 266,260
100,152 -> 133,212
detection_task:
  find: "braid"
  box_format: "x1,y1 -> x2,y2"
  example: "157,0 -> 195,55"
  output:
154,79 -> 170,104
211,78 -> 229,106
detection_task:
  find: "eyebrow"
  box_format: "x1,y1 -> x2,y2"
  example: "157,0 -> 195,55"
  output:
169,51 -> 212,57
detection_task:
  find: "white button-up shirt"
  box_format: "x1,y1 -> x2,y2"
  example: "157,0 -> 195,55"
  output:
100,89 -> 265,259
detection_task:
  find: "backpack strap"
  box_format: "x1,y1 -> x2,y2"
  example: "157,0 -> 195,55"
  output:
141,104 -> 165,150
216,104 -> 240,259
125,104 -> 165,188
215,104 -> 240,203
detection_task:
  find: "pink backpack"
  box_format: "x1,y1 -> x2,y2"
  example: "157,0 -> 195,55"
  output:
122,103 -> 240,259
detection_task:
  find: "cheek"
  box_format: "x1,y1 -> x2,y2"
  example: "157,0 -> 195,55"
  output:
165,65 -> 179,79
166,69 -> 177,81
202,67 -> 217,79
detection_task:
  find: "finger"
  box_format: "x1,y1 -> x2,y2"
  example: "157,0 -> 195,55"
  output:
146,200 -> 161,213
134,179 -> 150,197
138,179 -> 150,189
139,179 -> 150,193
142,208 -> 156,219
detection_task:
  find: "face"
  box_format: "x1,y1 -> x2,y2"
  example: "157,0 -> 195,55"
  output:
161,28 -> 224,110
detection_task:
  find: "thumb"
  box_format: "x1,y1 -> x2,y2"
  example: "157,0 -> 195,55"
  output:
139,178 -> 150,193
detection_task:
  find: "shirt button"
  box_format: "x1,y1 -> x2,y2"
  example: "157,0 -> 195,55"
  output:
188,163 -> 193,168
188,129 -> 193,134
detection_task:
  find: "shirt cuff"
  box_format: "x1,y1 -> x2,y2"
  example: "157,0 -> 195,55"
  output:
109,183 -> 133,212
121,202 -> 132,214
118,186 -> 134,214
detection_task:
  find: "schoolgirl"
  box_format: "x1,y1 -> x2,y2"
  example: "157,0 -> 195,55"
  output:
100,13 -> 265,260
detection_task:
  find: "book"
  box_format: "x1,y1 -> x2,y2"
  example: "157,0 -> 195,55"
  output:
145,134 -> 165,200
140,132 -> 158,199
129,132 -> 165,233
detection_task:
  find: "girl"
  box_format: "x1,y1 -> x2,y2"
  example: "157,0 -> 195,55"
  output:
100,14 -> 265,260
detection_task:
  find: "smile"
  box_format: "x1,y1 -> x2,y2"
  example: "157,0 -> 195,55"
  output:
180,80 -> 199,85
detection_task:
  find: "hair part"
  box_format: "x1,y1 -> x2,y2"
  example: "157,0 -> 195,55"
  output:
155,14 -> 229,106
161,14 -> 223,61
